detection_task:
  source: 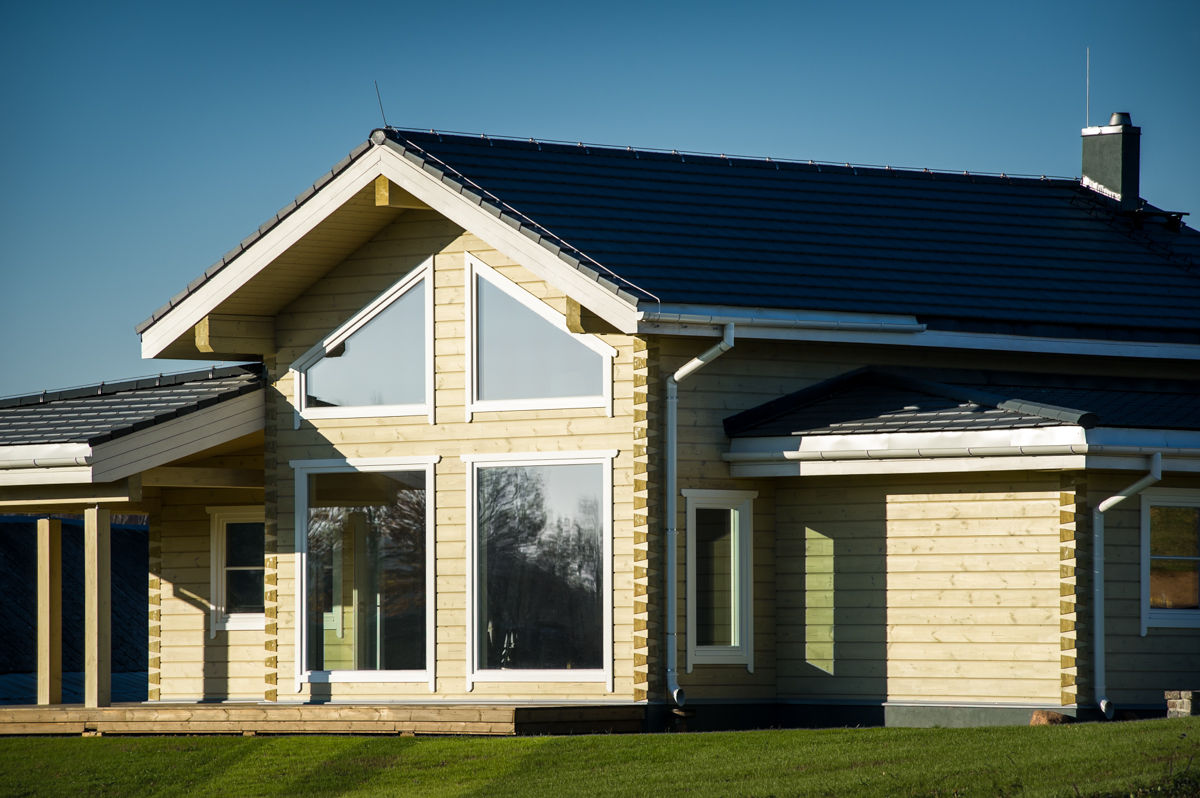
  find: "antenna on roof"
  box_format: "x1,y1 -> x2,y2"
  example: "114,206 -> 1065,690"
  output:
1085,46 -> 1090,127
374,80 -> 389,128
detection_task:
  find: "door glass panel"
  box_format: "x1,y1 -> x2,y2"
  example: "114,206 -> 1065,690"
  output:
306,470 -> 426,671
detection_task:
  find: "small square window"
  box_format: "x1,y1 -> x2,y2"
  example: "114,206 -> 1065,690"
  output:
1141,489 -> 1200,634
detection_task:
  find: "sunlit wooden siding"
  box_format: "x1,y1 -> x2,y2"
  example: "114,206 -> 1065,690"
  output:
263,209 -> 637,702
153,449 -> 265,701
776,473 -> 1063,705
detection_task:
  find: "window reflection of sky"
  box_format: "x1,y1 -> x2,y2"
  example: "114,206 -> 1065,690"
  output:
477,276 -> 602,401
307,284 -> 424,407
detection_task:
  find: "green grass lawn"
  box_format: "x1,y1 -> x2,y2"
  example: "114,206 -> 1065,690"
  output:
1,717 -> 1197,797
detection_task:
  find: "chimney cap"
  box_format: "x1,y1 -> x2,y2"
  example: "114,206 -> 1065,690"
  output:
1108,112 -> 1133,126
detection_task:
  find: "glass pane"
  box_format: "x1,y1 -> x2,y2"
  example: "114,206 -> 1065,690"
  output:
227,569 -> 264,614
225,522 -> 264,568
477,463 -> 603,670
306,470 -> 426,672
306,281 -> 425,408
1150,558 -> 1200,609
695,507 -> 734,647
1150,506 -> 1200,557
476,275 -> 603,401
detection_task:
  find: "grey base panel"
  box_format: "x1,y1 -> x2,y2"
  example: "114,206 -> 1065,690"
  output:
645,700 -> 1166,731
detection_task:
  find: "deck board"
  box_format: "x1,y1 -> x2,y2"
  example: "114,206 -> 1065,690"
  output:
0,702 -> 645,736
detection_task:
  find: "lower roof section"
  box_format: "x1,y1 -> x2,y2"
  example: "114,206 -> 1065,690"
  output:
725,367 -> 1200,477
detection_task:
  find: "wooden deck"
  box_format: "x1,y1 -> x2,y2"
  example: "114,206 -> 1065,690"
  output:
0,702 -> 646,736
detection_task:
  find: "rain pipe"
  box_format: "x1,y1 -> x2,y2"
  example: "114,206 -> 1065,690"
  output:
1092,451 -> 1161,719
664,323 -> 735,707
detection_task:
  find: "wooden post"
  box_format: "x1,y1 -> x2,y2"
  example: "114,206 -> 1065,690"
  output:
84,507 -> 111,708
36,518 -> 62,705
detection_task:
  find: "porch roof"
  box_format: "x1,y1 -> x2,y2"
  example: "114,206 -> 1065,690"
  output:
0,365 -> 263,446
724,368 -> 1200,438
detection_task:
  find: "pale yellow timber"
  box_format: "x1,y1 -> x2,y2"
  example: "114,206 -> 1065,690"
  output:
142,467 -> 264,489
374,175 -> 430,209
83,508 -> 111,708
37,519 -> 62,705
194,314 -> 274,356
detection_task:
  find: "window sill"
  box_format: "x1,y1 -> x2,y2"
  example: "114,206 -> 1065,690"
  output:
213,613 -> 265,634
1146,609 -> 1200,630
302,670 -> 431,684
688,646 -> 754,672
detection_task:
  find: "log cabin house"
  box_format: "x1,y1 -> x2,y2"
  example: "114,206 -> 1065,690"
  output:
2,113 -> 1198,734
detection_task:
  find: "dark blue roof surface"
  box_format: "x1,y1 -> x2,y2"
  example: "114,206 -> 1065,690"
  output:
725,368 -> 1200,437
0,366 -> 262,446
385,129 -> 1200,343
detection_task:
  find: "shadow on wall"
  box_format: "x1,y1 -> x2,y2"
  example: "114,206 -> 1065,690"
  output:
778,482 -> 888,726
0,515 -> 148,704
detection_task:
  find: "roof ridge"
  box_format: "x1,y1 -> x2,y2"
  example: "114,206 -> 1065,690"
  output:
384,126 -> 1077,184
0,364 -> 263,408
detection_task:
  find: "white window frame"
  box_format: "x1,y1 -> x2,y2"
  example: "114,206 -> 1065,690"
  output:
464,252 -> 615,421
208,505 -> 266,637
462,450 -> 616,692
1140,487 -> 1200,635
291,456 -> 439,691
682,489 -> 756,672
290,258 -> 434,423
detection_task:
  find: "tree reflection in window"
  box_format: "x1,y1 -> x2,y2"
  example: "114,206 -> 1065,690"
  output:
306,470 -> 426,672
477,464 -> 603,670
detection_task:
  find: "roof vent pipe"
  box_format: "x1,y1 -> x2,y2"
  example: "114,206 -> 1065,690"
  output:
1081,112 -> 1141,210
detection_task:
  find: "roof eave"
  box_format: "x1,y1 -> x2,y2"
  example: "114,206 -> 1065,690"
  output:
139,135 -> 642,359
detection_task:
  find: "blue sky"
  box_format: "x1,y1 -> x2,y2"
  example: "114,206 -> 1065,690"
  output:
2,0 -> 1197,396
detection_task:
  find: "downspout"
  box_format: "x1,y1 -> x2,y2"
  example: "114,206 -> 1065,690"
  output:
1092,452 -> 1162,719
664,323 -> 735,707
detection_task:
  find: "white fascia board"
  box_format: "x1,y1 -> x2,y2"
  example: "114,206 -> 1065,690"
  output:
730,454 -> 1088,478
376,148 -> 641,333
729,426 -> 1090,459
0,443 -> 93,470
0,466 -> 94,486
90,390 -> 264,483
639,315 -> 1200,361
140,151 -> 389,359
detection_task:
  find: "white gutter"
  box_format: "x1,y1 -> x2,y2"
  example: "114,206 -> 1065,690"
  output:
0,444 -> 93,469
1092,452 -> 1162,719
664,322 -> 735,707
642,310 -> 925,334
723,444 -> 1200,462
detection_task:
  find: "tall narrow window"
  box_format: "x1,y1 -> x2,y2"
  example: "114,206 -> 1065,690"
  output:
1141,489 -> 1200,633
465,253 -> 614,419
463,451 -> 614,690
293,457 -> 437,687
208,506 -> 265,636
683,490 -> 755,671
291,260 -> 433,421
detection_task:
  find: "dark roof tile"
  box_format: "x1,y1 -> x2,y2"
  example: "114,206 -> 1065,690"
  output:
0,366 -> 263,447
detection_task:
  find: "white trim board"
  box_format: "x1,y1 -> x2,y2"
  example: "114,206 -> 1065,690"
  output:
0,392 -> 264,487
141,142 -> 642,359
638,316 -> 1200,361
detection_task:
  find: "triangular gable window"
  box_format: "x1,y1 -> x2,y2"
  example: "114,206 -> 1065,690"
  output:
292,258 -> 432,421
465,253 -> 614,420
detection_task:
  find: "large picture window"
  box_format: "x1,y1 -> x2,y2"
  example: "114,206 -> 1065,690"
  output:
1141,488 -> 1200,633
291,259 -> 433,421
464,253 -> 615,420
682,489 -> 755,671
463,451 -> 614,690
293,458 -> 437,688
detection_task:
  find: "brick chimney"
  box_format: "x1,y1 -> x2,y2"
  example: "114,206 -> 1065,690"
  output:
1081,112 -> 1140,210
